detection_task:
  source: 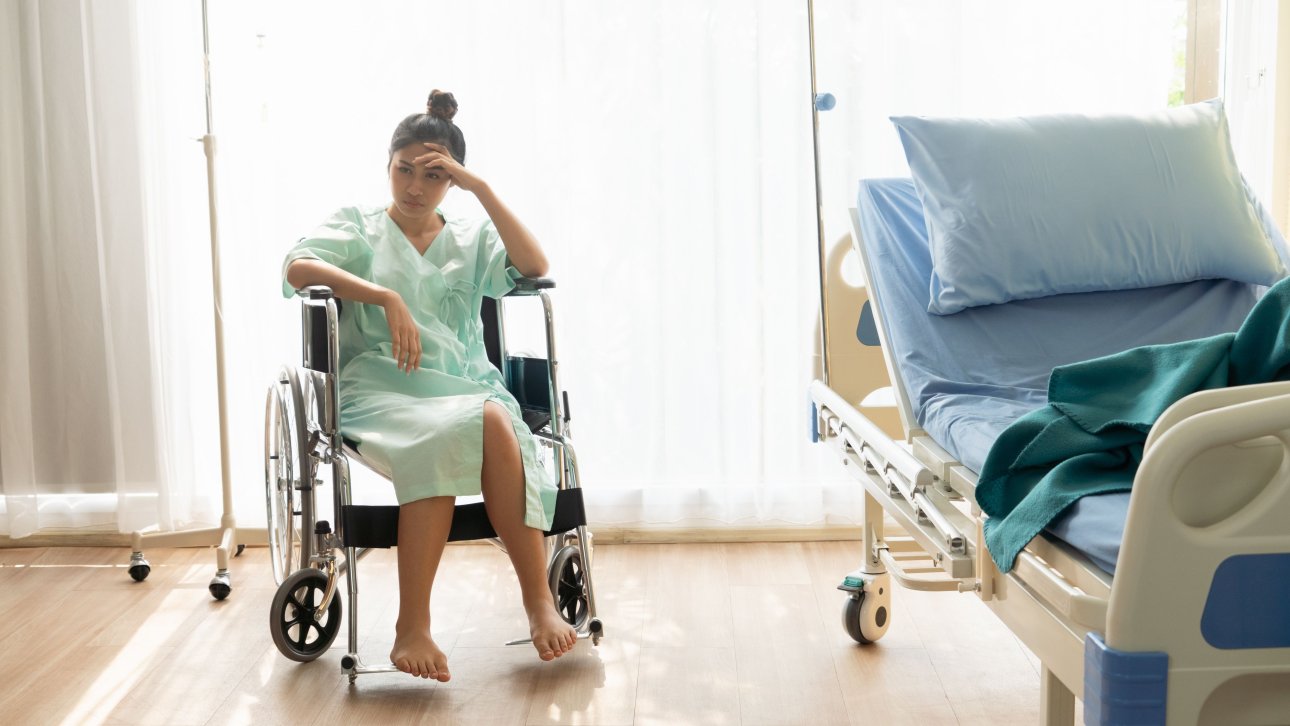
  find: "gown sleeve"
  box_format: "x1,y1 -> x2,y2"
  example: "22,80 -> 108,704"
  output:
281,207 -> 376,298
476,220 -> 521,299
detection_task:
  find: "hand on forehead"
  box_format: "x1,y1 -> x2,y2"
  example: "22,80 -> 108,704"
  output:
394,143 -> 451,167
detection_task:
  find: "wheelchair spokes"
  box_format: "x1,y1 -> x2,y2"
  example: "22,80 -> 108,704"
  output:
264,369 -> 311,585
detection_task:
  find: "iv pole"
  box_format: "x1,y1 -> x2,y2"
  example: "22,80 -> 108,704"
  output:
808,0 -> 836,386
128,0 -> 265,600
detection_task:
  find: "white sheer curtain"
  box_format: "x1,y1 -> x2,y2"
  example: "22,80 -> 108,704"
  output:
0,0 -> 216,537
207,0 -> 853,532
206,1 -> 1191,534
0,0 -> 1216,538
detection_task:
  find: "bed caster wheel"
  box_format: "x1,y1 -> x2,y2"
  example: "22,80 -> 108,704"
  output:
843,589 -> 890,644
271,568 -> 342,662
128,552 -> 151,582
549,545 -> 590,630
210,570 -> 232,600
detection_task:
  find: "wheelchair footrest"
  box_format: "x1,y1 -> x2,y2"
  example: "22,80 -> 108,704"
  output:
342,488 -> 587,548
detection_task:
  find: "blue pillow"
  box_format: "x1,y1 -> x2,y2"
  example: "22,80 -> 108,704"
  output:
891,100 -> 1286,315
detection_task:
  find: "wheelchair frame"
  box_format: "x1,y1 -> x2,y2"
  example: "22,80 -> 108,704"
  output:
264,278 -> 602,681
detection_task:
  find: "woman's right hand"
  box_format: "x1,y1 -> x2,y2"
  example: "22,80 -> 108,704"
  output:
382,290 -> 421,374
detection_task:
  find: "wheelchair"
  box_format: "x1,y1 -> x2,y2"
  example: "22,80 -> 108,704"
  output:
264,277 -> 602,681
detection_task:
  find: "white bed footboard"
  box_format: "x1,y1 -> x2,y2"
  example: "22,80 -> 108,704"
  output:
1105,388 -> 1290,723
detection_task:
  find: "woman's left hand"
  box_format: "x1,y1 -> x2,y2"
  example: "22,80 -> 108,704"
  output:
413,143 -> 485,194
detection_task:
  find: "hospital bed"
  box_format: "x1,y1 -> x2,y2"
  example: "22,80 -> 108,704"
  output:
263,278 -> 601,681
810,177 -> 1290,725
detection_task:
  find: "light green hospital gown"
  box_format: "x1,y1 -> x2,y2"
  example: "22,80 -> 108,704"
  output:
281,205 -> 556,531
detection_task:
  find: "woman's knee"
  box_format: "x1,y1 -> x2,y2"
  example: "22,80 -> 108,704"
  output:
482,401 -> 517,447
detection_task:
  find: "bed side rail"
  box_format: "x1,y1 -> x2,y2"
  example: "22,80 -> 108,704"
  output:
810,380 -> 976,588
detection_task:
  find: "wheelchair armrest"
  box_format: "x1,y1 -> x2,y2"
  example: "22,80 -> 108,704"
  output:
507,277 -> 555,295
297,285 -> 335,300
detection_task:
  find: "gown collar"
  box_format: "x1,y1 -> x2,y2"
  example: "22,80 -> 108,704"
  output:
385,207 -> 449,261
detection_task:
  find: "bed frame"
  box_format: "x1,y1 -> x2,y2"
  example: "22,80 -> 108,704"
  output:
808,207 -> 1290,725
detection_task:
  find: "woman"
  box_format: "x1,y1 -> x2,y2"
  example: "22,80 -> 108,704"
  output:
281,90 -> 576,681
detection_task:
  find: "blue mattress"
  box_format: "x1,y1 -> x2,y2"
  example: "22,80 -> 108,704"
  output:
856,178 -> 1288,574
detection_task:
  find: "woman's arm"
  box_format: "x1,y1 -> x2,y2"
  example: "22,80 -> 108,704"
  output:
473,183 -> 549,278
413,143 -> 550,278
285,258 -> 422,374
286,258 -> 395,306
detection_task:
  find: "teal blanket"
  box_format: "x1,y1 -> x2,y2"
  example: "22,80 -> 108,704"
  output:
977,276 -> 1290,573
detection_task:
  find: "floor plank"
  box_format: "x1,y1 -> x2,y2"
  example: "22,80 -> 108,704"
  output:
0,542 -> 1054,725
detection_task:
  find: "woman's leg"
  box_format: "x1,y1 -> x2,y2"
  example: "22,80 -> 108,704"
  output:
390,495 -> 455,680
481,401 -> 577,661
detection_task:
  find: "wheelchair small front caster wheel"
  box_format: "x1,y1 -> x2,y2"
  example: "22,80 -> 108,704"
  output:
271,568 -> 342,662
843,591 -> 889,644
128,552 -> 151,582
210,570 -> 232,600
235,544 -> 245,557
548,545 -> 589,630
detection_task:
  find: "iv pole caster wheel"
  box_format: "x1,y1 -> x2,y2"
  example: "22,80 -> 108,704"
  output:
209,570 -> 232,600
128,552 -> 151,582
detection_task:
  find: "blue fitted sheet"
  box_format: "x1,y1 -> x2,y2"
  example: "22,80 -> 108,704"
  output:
855,178 -> 1289,574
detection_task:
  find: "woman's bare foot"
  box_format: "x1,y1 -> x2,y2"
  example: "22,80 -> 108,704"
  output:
527,600 -> 577,661
391,624 -> 450,681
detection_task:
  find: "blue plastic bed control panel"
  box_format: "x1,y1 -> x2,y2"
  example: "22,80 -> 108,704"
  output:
1201,552 -> 1290,650
1083,633 -> 1168,726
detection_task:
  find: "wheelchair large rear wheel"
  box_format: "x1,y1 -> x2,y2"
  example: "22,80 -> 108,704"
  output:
264,368 -> 312,585
548,545 -> 590,630
270,567 -> 342,662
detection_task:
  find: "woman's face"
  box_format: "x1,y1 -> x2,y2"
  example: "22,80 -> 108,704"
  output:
388,144 -> 452,219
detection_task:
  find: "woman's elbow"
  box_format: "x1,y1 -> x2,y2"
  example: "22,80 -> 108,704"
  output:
285,260 -> 309,290
520,254 -> 549,279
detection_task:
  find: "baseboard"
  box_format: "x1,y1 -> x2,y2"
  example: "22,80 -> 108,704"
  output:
0,531 -> 133,548
1,525 -> 863,549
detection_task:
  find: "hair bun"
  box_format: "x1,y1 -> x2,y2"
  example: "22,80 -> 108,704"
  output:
427,90 -> 459,122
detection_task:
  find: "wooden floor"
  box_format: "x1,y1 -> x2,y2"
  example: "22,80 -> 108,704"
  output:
0,542 -> 1063,725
